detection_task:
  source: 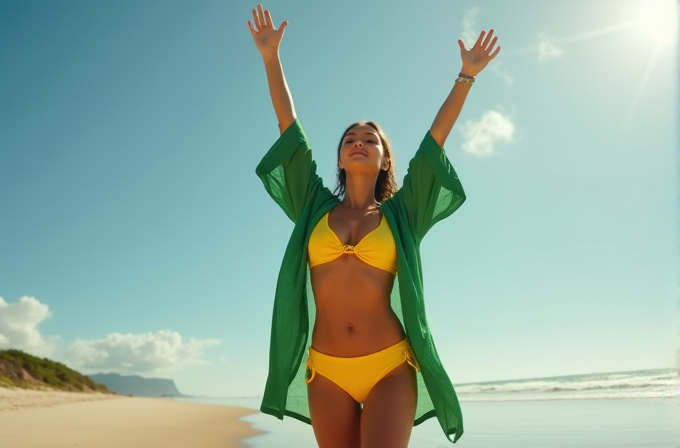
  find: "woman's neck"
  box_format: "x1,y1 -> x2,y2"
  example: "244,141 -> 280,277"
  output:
342,172 -> 379,210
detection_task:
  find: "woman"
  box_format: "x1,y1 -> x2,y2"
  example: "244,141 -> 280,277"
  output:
248,4 -> 500,447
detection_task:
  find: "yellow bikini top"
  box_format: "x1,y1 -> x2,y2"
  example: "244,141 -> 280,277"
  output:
308,211 -> 397,275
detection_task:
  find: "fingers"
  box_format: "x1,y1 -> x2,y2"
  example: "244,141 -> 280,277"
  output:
473,28 -> 500,53
279,20 -> 289,33
264,9 -> 272,28
257,4 -> 266,28
474,30 -> 486,48
251,5 -> 280,33
486,36 -> 498,53
475,29 -> 500,57
247,20 -> 257,35
251,9 -> 260,32
481,29 -> 494,49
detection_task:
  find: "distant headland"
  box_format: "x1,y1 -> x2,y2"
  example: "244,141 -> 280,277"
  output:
0,349 -> 110,393
0,349 -> 187,397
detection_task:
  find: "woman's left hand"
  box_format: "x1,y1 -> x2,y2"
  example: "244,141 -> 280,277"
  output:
458,29 -> 501,77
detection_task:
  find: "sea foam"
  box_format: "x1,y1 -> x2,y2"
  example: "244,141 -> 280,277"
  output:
455,368 -> 678,401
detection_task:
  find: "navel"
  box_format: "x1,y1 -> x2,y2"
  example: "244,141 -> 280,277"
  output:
347,323 -> 353,331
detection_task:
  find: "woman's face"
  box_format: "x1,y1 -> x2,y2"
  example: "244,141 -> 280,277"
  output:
338,125 -> 389,175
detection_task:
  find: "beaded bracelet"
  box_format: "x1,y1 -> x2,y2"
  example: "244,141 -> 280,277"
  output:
455,76 -> 475,84
456,71 -> 476,84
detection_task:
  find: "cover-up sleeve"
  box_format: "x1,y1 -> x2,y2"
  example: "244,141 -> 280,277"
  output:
397,130 -> 466,241
255,119 -> 324,223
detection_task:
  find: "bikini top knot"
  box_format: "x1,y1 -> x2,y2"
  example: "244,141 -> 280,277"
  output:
308,211 -> 398,275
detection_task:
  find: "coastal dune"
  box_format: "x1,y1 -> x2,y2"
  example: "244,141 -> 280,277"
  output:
0,387 -> 260,448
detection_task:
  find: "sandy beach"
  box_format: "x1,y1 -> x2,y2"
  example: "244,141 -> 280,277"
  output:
0,387 -> 261,448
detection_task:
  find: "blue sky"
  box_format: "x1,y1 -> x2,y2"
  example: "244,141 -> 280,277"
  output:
0,0 -> 677,397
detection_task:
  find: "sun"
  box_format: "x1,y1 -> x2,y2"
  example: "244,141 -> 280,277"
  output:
635,1 -> 678,44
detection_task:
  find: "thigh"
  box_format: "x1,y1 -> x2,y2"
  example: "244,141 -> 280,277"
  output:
307,372 -> 362,448
360,361 -> 417,448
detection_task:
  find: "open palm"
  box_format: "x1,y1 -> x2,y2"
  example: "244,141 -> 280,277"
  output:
458,29 -> 501,77
248,4 -> 288,57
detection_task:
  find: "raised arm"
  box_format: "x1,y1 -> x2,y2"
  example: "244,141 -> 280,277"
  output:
429,29 -> 501,147
248,4 -> 296,133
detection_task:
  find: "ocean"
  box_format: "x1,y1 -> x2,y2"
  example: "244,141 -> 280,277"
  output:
177,368 -> 680,447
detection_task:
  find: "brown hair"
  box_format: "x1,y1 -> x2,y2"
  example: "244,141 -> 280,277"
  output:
333,121 -> 398,203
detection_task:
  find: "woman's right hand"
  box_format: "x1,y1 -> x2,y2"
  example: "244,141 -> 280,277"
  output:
248,4 -> 288,58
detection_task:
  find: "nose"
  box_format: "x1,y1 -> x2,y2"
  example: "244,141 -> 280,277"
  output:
353,141 -> 363,148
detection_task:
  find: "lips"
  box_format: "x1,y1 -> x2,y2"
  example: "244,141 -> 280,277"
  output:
349,149 -> 368,157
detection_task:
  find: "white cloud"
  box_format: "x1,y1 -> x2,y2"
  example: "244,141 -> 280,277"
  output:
459,110 -> 515,156
491,60 -> 514,85
537,34 -> 563,62
461,7 -> 480,48
64,330 -> 220,375
0,296 -> 57,357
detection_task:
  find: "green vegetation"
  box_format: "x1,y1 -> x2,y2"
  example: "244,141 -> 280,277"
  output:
0,349 -> 111,393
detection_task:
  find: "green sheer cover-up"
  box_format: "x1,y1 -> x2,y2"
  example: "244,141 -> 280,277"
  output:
255,119 -> 467,443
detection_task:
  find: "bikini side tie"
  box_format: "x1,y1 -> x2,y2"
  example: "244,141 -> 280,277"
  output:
305,357 -> 316,384
403,346 -> 421,372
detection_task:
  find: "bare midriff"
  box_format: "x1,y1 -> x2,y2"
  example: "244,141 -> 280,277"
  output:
309,208 -> 405,357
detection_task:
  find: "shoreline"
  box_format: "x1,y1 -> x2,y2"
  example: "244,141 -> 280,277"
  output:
0,387 -> 262,448
456,395 -> 679,402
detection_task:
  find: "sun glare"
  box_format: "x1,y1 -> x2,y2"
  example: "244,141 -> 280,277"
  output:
635,1 -> 678,44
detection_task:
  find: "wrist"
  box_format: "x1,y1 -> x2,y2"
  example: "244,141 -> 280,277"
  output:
459,68 -> 477,78
455,71 -> 475,86
261,51 -> 280,63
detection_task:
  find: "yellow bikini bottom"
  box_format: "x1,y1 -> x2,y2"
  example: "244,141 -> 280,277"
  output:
305,338 -> 421,404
